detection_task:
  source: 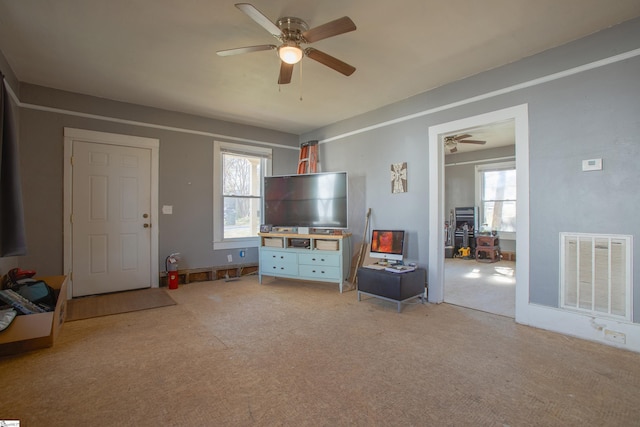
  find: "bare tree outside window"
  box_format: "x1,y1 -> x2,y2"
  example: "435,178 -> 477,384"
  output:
480,168 -> 516,233
222,152 -> 261,238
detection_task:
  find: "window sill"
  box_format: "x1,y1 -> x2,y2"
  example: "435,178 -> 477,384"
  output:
213,237 -> 259,251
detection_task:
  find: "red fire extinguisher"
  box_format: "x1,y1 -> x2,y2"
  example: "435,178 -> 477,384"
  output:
166,253 -> 180,290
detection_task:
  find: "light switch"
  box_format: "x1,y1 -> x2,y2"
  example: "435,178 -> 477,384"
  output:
162,205 -> 173,214
582,158 -> 602,171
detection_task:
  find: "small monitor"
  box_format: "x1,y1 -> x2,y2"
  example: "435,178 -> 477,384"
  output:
369,230 -> 405,262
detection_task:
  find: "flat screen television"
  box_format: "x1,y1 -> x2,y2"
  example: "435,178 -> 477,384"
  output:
263,172 -> 348,229
369,230 -> 405,262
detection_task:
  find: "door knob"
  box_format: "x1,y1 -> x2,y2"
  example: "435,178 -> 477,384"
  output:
143,213 -> 149,218
143,223 -> 150,228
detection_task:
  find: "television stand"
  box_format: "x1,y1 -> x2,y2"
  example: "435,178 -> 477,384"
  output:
357,267 -> 426,312
258,232 -> 351,292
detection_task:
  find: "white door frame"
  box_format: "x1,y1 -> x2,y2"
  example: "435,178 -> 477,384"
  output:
428,104 -> 530,321
63,128 -> 160,297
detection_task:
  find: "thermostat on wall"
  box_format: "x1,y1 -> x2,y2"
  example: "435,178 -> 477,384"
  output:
582,158 -> 602,171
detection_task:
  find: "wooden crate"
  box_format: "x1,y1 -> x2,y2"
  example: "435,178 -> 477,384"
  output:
264,237 -> 284,248
316,239 -> 338,251
501,251 -> 516,261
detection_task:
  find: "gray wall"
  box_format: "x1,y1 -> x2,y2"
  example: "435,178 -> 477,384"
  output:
445,145 -> 516,252
10,84 -> 298,275
302,18 -> 640,320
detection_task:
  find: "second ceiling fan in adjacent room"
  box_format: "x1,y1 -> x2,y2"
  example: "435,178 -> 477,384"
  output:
444,134 -> 486,153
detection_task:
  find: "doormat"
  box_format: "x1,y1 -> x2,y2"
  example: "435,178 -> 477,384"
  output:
66,288 -> 177,321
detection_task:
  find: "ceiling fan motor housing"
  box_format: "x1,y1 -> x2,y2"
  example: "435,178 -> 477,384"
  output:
277,17 -> 309,43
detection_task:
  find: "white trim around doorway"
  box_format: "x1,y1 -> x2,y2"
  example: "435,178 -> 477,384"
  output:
63,128 -> 160,297
428,104 -> 529,315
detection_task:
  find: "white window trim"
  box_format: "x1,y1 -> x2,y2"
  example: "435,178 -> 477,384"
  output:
213,141 -> 272,250
475,161 -> 516,240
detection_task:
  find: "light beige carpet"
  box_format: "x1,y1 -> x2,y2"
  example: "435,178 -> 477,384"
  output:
445,258 -> 516,317
66,287 -> 176,321
3,276 -> 640,426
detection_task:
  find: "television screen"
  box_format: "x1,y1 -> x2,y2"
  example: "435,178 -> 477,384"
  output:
370,230 -> 405,261
263,172 -> 348,229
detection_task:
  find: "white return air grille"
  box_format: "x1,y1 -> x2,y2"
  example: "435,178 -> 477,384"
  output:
560,233 -> 632,321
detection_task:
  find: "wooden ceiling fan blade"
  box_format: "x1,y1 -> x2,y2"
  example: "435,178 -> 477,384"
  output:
450,146 -> 458,153
453,134 -> 472,141
278,62 -> 294,84
459,139 -> 486,144
302,16 -> 356,43
217,44 -> 277,56
305,48 -> 355,76
235,3 -> 281,36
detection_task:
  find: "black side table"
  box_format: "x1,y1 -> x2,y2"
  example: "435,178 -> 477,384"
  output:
357,267 -> 426,312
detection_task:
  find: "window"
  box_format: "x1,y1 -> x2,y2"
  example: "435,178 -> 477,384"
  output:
476,161 -> 516,237
213,141 -> 272,250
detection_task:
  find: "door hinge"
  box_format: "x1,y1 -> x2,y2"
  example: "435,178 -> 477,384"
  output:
70,213 -> 73,224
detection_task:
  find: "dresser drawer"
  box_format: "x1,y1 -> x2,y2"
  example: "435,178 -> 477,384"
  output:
261,259 -> 298,276
260,250 -> 298,276
299,264 -> 341,280
298,252 -> 340,267
261,249 -> 297,264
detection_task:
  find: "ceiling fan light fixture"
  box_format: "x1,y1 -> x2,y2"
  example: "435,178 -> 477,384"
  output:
278,43 -> 303,64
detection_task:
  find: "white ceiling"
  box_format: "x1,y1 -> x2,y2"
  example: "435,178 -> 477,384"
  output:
1,1 -> 639,135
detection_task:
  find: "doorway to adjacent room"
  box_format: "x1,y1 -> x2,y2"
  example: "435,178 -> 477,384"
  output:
443,120 -> 516,317
427,104 -> 530,322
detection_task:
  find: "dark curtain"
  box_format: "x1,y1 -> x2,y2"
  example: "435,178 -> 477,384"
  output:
0,74 -> 27,256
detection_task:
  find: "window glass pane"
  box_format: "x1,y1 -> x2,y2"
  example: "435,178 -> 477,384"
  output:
222,153 -> 261,197
482,169 -> 516,200
224,195 -> 261,238
482,201 -> 516,232
480,166 -> 516,233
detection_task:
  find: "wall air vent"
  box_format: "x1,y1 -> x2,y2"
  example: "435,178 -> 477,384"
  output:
560,233 -> 632,321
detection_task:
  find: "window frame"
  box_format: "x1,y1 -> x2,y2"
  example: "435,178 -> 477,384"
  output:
213,141 -> 272,250
475,161 -> 516,240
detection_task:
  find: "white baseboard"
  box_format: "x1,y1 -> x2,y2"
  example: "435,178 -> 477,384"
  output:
518,303 -> 640,353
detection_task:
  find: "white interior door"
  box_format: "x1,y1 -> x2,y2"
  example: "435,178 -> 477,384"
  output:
71,140 -> 153,296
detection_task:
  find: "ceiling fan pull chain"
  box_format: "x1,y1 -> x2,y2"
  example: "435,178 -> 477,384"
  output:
299,59 -> 303,101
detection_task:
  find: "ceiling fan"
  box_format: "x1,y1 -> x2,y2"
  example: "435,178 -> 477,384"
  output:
444,134 -> 486,153
217,3 -> 357,84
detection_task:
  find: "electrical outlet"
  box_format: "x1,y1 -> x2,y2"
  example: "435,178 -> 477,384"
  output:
604,329 -> 626,344
227,254 -> 233,263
